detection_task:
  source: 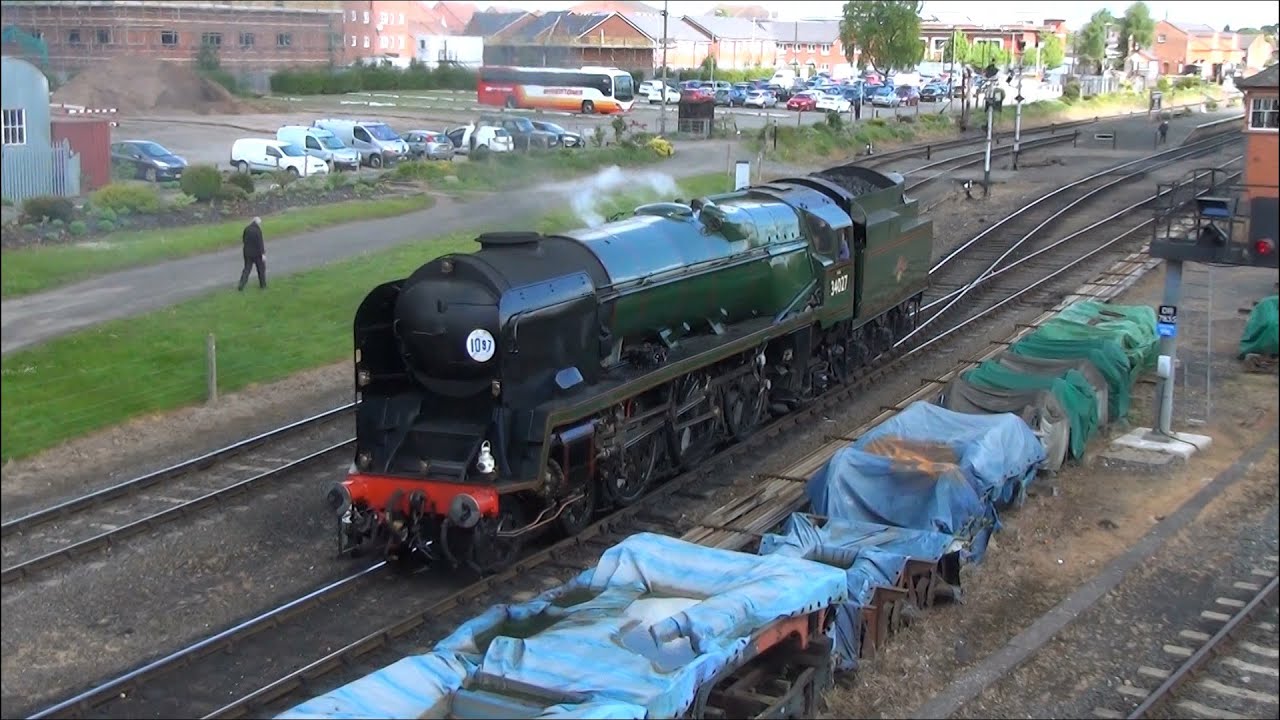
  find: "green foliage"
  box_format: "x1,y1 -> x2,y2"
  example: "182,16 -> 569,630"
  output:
969,42 -> 1009,68
942,30 -> 970,64
180,165 -> 224,202
1062,79 -> 1082,101
592,126 -> 606,148
1078,9 -> 1115,74
1118,1 -> 1155,57
1157,76 -> 1172,92
96,219 -> 115,233
225,172 -> 255,194
68,220 -> 88,236
91,183 -> 163,215
657,64 -> 771,84
269,60 -> 477,95
839,0 -> 926,72
216,184 -> 248,202
20,195 -> 74,224
1040,34 -> 1066,70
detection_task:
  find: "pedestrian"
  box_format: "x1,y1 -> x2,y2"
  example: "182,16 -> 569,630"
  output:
238,216 -> 267,291
1158,120 -> 1169,145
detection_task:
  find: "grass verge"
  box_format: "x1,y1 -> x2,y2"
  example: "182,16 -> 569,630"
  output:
1,195 -> 433,299
387,143 -> 674,193
0,172 -> 729,463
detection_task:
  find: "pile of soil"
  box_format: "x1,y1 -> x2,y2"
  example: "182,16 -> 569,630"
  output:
52,57 -> 245,116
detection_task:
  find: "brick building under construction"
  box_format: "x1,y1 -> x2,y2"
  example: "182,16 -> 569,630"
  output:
1,1 -> 343,78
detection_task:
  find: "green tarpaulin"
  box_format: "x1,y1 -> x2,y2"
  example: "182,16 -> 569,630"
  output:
959,360 -> 1099,460
1239,295 -> 1279,358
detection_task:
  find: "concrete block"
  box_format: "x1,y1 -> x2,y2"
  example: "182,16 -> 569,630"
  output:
1099,427 -> 1213,469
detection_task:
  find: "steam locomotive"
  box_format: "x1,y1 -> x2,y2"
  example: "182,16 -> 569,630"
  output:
328,165 -> 934,573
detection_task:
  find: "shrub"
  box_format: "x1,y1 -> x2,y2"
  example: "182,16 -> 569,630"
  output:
92,206 -> 119,224
96,220 -> 115,233
390,160 -> 455,183
1062,79 -> 1082,102
50,218 -> 65,228
22,223 -> 37,233
1156,77 -> 1172,93
225,172 -> 255,194
180,165 -> 224,202
646,136 -> 675,157
268,62 -> 477,96
91,182 -> 164,214
216,184 -> 248,202
68,220 -> 88,236
20,195 -> 75,224
591,126 -> 606,148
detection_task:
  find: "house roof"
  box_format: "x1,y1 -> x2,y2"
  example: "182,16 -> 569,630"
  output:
513,10 -> 609,41
432,2 -> 477,31
624,12 -> 710,42
1236,32 -> 1266,50
569,0 -> 657,12
758,20 -> 840,44
1236,63 -> 1279,89
1166,21 -> 1217,36
463,10 -> 529,36
681,14 -> 764,40
1127,49 -> 1158,61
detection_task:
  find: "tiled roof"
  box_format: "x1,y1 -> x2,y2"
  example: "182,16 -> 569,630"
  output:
758,20 -> 840,44
511,10 -> 608,41
1167,21 -> 1217,35
681,14 -> 766,40
463,10 -> 528,36
623,12 -> 711,42
1236,62 -> 1279,89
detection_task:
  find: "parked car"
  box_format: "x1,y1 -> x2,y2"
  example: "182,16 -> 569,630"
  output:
716,87 -> 748,107
110,140 -> 188,182
786,91 -> 820,111
529,120 -> 583,148
743,89 -> 777,108
477,114 -> 558,152
765,83 -> 792,102
870,85 -> 900,107
842,83 -> 867,104
402,130 -> 455,161
815,93 -> 853,113
312,118 -> 409,168
681,86 -> 715,102
276,126 -> 361,170
444,123 -> 514,157
919,83 -> 948,102
647,83 -> 680,104
230,138 -> 329,176
895,86 -> 921,106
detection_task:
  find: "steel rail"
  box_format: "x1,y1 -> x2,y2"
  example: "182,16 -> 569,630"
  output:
1127,574 -> 1279,719
0,440 -> 354,584
1,403 -> 355,537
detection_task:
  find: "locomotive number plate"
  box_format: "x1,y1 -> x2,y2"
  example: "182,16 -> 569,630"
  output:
466,329 -> 496,362
829,273 -> 849,296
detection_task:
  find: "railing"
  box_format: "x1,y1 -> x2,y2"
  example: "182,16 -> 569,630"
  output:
1,138 -> 81,203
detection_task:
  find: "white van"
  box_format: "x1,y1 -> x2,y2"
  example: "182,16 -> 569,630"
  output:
230,138 -> 330,176
312,118 -> 410,168
276,126 -> 361,171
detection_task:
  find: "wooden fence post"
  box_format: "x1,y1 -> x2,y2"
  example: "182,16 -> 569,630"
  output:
206,333 -> 218,404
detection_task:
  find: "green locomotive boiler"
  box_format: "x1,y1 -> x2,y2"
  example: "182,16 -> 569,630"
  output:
332,164 -> 933,572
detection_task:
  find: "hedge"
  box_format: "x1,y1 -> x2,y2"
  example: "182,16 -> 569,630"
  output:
270,61 -> 478,95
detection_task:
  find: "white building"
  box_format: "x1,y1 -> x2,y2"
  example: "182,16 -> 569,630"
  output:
414,34 -> 483,69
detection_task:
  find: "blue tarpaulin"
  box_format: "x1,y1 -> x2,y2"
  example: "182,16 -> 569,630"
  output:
759,513 -> 958,670
806,401 -> 1045,562
279,533 -> 849,720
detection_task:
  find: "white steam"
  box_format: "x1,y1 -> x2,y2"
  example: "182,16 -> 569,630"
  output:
568,165 -> 680,228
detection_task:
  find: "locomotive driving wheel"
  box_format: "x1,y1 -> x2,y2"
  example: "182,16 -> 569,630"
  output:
723,375 -> 767,441
668,372 -> 718,470
606,428 -> 660,507
549,459 -> 596,536
467,497 -> 525,575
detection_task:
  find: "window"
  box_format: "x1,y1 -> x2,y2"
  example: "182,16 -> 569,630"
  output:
398,13 -> 405,24
808,43 -> 816,51
349,10 -> 356,21
277,32 -> 292,47
201,32 -> 222,46
1157,34 -> 1166,43
2,109 -> 26,145
380,12 -> 388,25
96,28 -> 111,44
351,35 -> 358,47
363,10 -> 370,23
820,43 -> 831,53
306,136 -> 321,150
68,29 -> 82,44
1250,96 -> 1279,130
363,35 -> 370,48
419,38 -> 426,50
354,127 -> 371,143
379,35 -> 388,49
240,32 -> 255,48
160,30 -> 178,46
398,36 -> 405,50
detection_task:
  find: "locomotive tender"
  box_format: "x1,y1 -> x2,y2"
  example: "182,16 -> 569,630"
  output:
329,165 -> 934,572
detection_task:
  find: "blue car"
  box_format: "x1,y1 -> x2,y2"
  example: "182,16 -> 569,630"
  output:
716,86 -> 748,107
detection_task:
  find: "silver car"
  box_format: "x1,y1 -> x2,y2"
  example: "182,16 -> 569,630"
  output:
404,130 -> 455,161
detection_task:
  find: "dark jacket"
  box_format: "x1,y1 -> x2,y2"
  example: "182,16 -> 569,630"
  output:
242,222 -> 264,258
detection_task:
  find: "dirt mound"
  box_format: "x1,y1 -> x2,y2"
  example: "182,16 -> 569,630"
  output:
53,57 -> 246,116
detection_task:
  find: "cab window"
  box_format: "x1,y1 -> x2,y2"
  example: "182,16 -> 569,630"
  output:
305,136 -> 321,150
353,127 -> 371,143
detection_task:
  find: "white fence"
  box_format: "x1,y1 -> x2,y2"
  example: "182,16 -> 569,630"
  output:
1,139 -> 81,203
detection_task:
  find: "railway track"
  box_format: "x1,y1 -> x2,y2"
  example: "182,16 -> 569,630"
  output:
0,405 -> 355,585
26,143 -> 1235,720
899,133 -> 1078,194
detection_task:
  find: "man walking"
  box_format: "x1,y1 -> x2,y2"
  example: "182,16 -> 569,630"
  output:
1158,120 -> 1170,145
238,217 -> 267,291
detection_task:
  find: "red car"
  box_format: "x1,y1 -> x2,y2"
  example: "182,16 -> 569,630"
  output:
895,86 -> 921,106
786,92 -> 819,111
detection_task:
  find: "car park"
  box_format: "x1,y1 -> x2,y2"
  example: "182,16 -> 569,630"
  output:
786,91 -> 819,111
529,120 -> 583,148
716,86 -> 748,107
444,123 -> 514,157
919,83 -> 949,102
403,130 -> 455,161
894,86 -> 922,106
477,114 -> 558,152
276,126 -> 361,170
647,83 -> 680,104
230,138 -> 330,176
870,85 -> 900,107
109,140 -> 187,182
743,89 -> 777,108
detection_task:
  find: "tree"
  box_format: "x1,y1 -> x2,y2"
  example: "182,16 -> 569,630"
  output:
1021,47 -> 1040,68
1040,34 -> 1065,70
1223,24 -> 1231,32
1118,2 -> 1154,58
1078,9 -> 1114,74
942,29 -> 970,64
839,0 -> 926,73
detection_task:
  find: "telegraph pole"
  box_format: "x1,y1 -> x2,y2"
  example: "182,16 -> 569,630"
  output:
659,1 -> 669,136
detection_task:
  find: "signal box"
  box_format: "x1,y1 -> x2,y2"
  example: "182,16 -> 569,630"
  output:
1149,168 -> 1278,268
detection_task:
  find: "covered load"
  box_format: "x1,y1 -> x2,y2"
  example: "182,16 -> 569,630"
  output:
1239,295 -> 1279,358
806,401 -> 1045,559
278,533 -> 848,720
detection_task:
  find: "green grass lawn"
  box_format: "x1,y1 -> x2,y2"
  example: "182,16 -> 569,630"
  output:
1,195 -> 432,299
2,145 -> 676,300
0,172 -> 730,463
